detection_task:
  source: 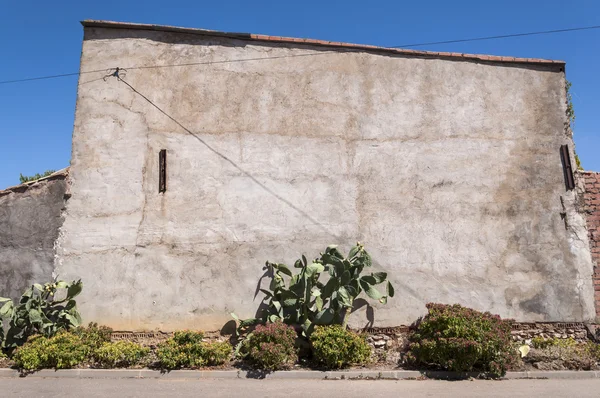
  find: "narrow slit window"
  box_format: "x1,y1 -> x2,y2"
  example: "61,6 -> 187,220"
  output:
159,149 -> 167,193
560,144 -> 575,191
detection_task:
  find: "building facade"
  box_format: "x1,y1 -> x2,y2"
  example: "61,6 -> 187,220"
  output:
2,21 -> 597,331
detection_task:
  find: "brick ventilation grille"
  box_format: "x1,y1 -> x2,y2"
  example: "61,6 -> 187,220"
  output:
582,171 -> 600,316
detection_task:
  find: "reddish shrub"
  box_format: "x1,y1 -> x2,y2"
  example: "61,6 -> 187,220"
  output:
406,303 -> 517,377
242,322 -> 298,370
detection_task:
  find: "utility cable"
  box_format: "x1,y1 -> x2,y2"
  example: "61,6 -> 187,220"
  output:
2,23 -> 599,85
112,70 -> 340,239
0,52 -> 328,86
393,24 -> 600,48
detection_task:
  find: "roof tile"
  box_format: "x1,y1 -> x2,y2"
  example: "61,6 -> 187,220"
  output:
81,20 -> 565,66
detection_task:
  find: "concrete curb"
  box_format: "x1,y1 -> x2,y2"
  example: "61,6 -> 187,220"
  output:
1,368 -> 600,380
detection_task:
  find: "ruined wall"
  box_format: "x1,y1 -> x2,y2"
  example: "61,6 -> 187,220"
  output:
580,171 -> 600,318
0,171 -> 68,299
55,24 -> 595,331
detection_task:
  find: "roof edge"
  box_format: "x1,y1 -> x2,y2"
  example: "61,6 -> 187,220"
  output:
0,168 -> 69,197
81,20 -> 566,66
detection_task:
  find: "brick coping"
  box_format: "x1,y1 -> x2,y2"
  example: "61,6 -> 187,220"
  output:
81,20 -> 564,66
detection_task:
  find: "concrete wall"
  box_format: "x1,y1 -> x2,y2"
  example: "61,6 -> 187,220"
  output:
55,25 -> 595,331
580,171 -> 600,318
0,171 -> 68,300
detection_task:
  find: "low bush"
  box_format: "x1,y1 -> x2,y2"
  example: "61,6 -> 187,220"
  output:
531,337 -> 578,350
310,325 -> 371,369
203,341 -> 233,366
156,331 -> 205,369
73,322 -> 113,351
156,331 -> 231,369
406,303 -> 517,377
94,341 -> 149,368
586,341 -> 600,360
13,332 -> 88,370
524,338 -> 600,370
242,322 -> 298,370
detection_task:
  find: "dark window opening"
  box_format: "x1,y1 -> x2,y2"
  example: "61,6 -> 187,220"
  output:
560,144 -> 575,191
159,149 -> 167,193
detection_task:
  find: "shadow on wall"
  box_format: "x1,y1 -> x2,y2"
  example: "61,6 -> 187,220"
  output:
116,73 -> 341,242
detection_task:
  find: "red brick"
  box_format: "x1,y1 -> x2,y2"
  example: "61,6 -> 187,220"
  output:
585,171 -> 600,322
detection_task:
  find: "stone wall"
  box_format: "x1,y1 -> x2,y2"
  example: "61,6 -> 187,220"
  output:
55,22 -> 595,331
510,322 -> 589,342
107,321 -> 595,366
361,322 -> 592,364
580,171 -> 600,318
0,170 -> 69,299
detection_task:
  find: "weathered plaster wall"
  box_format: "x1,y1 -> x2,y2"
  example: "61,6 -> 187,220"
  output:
55,25 -> 595,331
580,171 -> 600,318
0,171 -> 68,300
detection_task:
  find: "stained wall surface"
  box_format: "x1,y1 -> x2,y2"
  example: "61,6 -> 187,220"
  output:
54,24 -> 595,330
0,172 -> 68,300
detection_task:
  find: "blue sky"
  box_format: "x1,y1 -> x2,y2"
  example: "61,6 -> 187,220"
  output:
0,0 -> 598,189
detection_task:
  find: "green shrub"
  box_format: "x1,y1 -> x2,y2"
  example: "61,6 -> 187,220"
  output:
530,337 -> 600,360
310,325 -> 371,369
524,338 -> 600,370
585,341 -> 600,359
242,322 -> 298,370
156,331 -> 231,369
13,331 -> 88,370
406,303 -> 517,377
172,330 -> 205,345
19,170 -> 56,184
73,323 -> 113,350
157,331 -> 204,369
203,341 -> 233,366
531,337 -> 578,350
12,337 -> 49,370
94,341 -> 149,368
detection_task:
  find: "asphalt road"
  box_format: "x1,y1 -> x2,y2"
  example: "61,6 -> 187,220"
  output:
2,378 -> 600,397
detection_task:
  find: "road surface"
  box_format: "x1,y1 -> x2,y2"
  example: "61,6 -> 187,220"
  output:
2,378 -> 600,397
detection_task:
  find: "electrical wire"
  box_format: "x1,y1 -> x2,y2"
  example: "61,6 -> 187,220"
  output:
1,23 -> 599,85
0,52 -> 329,86
116,73 -> 340,239
392,24 -> 600,48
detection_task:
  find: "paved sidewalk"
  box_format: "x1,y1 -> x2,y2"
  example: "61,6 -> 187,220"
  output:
2,378 -> 600,398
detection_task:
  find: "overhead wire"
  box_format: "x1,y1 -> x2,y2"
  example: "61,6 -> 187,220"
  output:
0,52 -> 330,86
114,71 -> 340,239
392,24 -> 600,48
1,23 -> 599,85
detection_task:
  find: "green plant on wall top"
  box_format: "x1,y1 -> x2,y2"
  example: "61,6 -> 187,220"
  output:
0,279 -> 83,350
566,80 -> 575,129
566,80 -> 583,170
233,243 -> 394,337
19,170 -> 56,184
